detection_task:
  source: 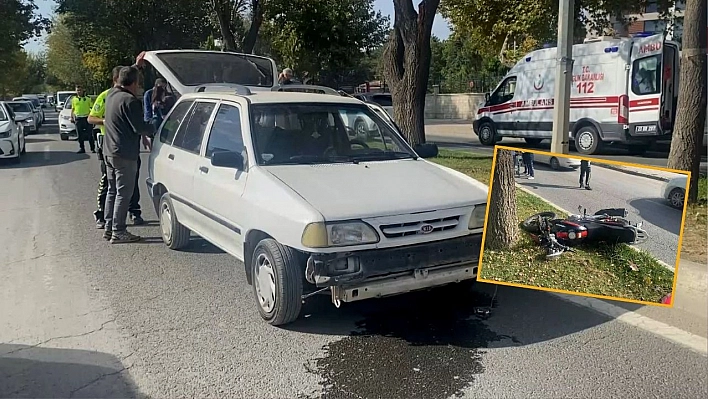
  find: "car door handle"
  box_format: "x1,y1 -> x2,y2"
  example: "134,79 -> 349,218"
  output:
168,154 -> 174,160
199,166 -> 209,174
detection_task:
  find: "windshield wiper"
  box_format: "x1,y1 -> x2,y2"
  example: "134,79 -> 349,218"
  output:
348,151 -> 417,161
272,154 -> 352,165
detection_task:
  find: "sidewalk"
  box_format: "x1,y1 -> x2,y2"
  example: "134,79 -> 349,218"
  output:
596,163 -> 683,182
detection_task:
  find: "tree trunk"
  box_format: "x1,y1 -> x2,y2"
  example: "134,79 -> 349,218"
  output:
382,0 -> 439,146
486,149 -> 518,251
212,0 -> 238,51
241,0 -> 263,54
666,0 -> 707,204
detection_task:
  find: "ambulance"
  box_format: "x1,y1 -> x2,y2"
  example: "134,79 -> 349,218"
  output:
473,33 -> 680,155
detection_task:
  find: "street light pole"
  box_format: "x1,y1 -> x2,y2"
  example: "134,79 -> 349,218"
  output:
550,0 -> 576,155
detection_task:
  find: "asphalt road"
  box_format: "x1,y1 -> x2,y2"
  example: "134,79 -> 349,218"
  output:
513,162 -> 683,266
1,112 -> 707,399
425,120 -> 708,175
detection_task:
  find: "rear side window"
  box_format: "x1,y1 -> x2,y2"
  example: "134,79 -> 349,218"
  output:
160,100 -> 194,144
632,55 -> 661,96
372,95 -> 392,107
172,101 -> 216,154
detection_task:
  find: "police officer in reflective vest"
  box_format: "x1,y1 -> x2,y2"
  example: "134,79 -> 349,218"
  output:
71,86 -> 95,153
88,66 -> 145,228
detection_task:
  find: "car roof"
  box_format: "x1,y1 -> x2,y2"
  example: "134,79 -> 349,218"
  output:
179,91 -> 365,106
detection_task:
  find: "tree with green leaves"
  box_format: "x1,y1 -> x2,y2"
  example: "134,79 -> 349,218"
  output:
210,0 -> 265,53
45,15 -> 94,90
0,51 -> 29,98
667,0 -> 707,204
0,0 -> 49,58
383,0 -> 440,146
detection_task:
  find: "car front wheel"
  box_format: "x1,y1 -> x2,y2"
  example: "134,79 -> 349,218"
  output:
668,188 -> 685,209
252,238 -> 303,326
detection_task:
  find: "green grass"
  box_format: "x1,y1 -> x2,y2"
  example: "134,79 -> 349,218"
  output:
682,177 -> 707,263
431,149 -> 675,303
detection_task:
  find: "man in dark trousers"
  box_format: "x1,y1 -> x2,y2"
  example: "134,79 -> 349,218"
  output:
579,159 -> 592,190
102,66 -> 155,243
522,151 -> 535,180
70,85 -> 95,154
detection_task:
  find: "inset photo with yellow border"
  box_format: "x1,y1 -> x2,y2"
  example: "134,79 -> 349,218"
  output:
477,145 -> 691,307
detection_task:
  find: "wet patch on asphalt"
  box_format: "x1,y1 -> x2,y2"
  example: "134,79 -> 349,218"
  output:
303,288 -> 520,399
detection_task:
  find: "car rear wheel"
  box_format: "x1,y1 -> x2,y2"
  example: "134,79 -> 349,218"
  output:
252,238 -> 303,326
668,188 -> 685,209
549,157 -> 561,170
158,194 -> 191,250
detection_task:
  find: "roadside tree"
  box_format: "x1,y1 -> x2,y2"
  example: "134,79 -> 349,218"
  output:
209,0 -> 265,53
0,0 -> 48,57
667,0 -> 707,204
485,149 -> 518,250
383,0 -> 440,146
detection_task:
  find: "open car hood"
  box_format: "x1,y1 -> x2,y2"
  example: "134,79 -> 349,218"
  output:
143,50 -> 280,96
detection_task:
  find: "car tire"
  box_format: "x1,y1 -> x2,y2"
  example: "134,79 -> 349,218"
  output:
524,138 -> 543,146
60,133 -> 69,141
549,157 -> 561,170
478,121 -> 498,146
668,188 -> 685,210
574,126 -> 603,155
158,194 -> 191,250
354,118 -> 368,140
252,238 -> 303,326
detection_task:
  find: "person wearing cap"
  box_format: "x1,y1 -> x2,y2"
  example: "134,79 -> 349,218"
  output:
71,85 -> 95,154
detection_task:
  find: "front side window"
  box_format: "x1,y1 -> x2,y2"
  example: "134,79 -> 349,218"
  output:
250,102 -> 415,166
206,104 -> 244,158
0,105 -> 8,121
489,77 -> 517,105
172,101 -> 216,153
160,100 -> 194,144
632,55 -> 662,95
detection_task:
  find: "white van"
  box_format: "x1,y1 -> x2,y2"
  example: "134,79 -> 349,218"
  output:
474,33 -> 680,156
55,90 -> 77,112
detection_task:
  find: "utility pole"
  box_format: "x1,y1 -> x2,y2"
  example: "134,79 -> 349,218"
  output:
550,0 -> 575,154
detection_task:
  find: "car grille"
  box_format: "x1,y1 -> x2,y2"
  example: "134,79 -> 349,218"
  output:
379,215 -> 461,238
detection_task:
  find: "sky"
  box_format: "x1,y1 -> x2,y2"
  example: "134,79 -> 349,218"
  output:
23,0 -> 452,54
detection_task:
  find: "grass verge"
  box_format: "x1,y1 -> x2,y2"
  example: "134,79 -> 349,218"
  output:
680,177 -> 707,264
431,149 -> 675,303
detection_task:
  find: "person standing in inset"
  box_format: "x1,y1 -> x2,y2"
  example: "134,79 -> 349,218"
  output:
71,85 -> 95,154
521,151 -> 535,180
579,159 -> 592,190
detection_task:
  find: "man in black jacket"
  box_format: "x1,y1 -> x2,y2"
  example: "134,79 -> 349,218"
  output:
102,66 -> 155,243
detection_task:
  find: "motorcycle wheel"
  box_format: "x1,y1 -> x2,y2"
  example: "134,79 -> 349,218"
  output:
521,212 -> 558,234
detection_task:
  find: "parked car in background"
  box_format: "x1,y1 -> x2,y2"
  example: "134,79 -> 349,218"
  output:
17,96 -> 44,124
12,98 -> 42,128
661,174 -> 688,209
59,95 -> 76,141
55,90 -> 77,112
0,101 -> 27,164
6,101 -> 37,134
534,153 -> 582,170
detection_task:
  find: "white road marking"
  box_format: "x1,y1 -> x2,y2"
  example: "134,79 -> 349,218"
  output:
554,293 -> 708,356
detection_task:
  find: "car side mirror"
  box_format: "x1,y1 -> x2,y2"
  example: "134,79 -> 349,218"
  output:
414,143 -> 439,159
484,92 -> 490,102
211,150 -> 244,170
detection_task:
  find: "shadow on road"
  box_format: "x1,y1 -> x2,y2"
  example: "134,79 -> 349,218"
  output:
629,197 -> 683,236
177,238 -> 226,254
0,344 -> 142,398
0,151 -> 90,168
288,283 -> 613,399
23,137 -> 56,144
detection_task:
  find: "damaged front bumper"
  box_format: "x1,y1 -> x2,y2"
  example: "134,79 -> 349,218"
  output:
306,234 -> 482,304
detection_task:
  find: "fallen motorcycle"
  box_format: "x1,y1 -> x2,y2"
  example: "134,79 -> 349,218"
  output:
520,206 -> 649,259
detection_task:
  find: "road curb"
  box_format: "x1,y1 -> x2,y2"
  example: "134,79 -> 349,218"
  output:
594,163 -> 670,182
515,184 -> 675,272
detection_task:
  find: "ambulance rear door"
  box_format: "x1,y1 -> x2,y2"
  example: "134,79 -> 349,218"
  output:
628,34 -> 665,138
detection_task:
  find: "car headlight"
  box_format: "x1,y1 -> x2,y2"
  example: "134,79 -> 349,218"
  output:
61,115 -> 70,120
468,203 -> 487,230
0,130 -> 10,138
301,221 -> 380,248
23,118 -> 33,123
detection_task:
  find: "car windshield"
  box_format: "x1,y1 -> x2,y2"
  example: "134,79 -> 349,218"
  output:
58,93 -> 74,103
156,52 -> 274,88
250,102 -> 416,166
0,105 -> 7,121
8,102 -> 31,113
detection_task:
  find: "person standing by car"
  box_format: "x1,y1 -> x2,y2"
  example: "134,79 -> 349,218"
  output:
579,159 -> 591,190
102,66 -> 155,243
70,85 -> 95,154
521,151 -> 535,180
143,78 -> 166,123
88,65 -> 125,229
150,85 -> 175,131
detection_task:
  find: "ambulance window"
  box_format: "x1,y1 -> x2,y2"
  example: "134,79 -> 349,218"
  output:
632,55 -> 661,96
490,77 -> 517,105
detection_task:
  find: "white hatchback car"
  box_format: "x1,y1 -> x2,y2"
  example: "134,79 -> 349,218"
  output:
147,87 -> 489,326
661,175 -> 688,209
0,102 -> 27,163
5,101 -> 37,134
533,153 -> 581,170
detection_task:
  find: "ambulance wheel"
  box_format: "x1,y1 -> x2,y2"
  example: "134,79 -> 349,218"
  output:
478,122 -> 498,146
574,126 -> 602,155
